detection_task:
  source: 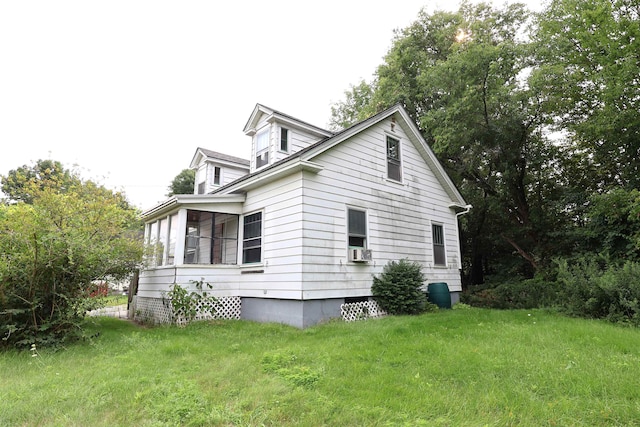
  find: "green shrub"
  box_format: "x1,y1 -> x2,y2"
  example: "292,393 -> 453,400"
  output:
462,276 -> 559,309
371,259 -> 427,315
557,257 -> 640,326
0,184 -> 142,349
163,280 -> 218,326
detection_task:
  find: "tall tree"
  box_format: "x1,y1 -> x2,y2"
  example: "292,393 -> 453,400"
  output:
329,80 -> 375,130
332,2 -> 565,280
167,168 -> 195,197
531,0 -> 640,190
1,159 -> 77,204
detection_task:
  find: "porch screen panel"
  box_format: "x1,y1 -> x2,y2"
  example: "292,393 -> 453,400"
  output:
147,221 -> 159,267
184,210 -> 239,265
157,218 -> 168,266
212,214 -> 238,264
198,212 -> 213,264
167,213 -> 179,265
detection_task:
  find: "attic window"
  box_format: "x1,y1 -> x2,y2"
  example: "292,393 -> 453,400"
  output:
256,129 -> 269,168
280,128 -> 289,152
386,136 -> 402,182
213,166 -> 221,185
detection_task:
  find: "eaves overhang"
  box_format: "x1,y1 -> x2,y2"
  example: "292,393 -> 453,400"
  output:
216,159 -> 324,194
243,103 -> 333,138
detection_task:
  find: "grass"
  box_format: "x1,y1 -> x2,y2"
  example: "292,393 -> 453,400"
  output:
2,308 -> 640,426
101,294 -> 128,307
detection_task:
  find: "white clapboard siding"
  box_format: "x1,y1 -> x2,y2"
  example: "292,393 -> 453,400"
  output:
138,266 -> 242,299
297,118 -> 463,296
203,164 -> 249,194
220,166 -> 249,186
252,115 -> 326,168
139,108 -> 464,304
236,171 -> 305,297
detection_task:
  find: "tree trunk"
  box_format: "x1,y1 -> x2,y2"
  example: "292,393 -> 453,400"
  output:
500,233 -> 538,271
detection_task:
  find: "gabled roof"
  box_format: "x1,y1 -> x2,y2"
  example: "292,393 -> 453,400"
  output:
243,103 -> 334,138
216,103 -> 467,207
189,147 -> 250,169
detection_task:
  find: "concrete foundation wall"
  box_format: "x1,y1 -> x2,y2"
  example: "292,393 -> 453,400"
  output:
241,297 -> 343,328
451,292 -> 461,305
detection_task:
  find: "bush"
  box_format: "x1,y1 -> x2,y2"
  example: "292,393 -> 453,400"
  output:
163,280 -> 218,326
0,182 -> 142,348
557,257 -> 640,326
371,259 -> 427,315
462,276 -> 560,309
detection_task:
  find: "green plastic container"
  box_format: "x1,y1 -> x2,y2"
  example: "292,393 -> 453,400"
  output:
427,282 -> 451,309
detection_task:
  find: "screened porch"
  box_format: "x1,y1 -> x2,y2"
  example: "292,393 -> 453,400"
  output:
144,208 -> 244,268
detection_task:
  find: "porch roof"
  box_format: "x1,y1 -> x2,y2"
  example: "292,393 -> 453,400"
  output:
141,194 -> 246,221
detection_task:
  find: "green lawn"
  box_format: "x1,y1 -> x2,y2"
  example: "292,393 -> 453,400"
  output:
102,294 -> 128,307
2,309 -> 639,426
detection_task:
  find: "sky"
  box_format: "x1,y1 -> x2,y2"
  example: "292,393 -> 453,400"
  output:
0,0 -> 542,210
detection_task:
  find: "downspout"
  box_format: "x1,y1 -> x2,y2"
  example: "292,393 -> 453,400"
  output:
453,204 -> 472,271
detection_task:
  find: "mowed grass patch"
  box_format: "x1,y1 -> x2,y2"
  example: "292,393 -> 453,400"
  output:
1,309 -> 639,426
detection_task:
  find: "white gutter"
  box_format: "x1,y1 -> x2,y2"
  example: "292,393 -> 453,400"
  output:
450,204 -> 472,272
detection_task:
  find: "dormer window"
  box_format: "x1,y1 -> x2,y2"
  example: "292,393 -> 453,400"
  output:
256,129 -> 269,168
280,128 -> 289,153
213,166 -> 221,185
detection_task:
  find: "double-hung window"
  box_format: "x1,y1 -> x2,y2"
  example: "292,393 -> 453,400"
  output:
243,212 -> 262,263
386,135 -> 402,181
256,129 -> 269,168
213,166 -> 221,186
432,223 -> 446,266
348,208 -> 367,249
280,127 -> 289,152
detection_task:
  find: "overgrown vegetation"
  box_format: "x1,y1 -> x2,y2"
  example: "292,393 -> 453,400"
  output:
557,258 -> 640,326
462,257 -> 640,327
371,259 -> 428,315
163,280 -> 218,325
0,160 -> 142,348
1,310 -> 639,426
331,0 -> 640,303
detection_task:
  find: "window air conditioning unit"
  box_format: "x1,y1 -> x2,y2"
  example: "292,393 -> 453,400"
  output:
349,248 -> 372,262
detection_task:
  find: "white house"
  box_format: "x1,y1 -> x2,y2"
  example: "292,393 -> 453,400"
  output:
136,103 -> 470,328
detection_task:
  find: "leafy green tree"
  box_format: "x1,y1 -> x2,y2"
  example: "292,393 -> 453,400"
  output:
0,176 -> 143,348
1,159 -> 78,204
581,189 -> 640,262
332,2 -> 567,280
329,80 -> 375,131
167,168 -> 195,197
531,0 -> 640,190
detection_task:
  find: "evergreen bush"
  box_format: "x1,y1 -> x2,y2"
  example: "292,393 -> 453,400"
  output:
371,259 -> 427,315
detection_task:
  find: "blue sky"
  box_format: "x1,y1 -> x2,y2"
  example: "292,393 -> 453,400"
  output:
0,0 -> 542,210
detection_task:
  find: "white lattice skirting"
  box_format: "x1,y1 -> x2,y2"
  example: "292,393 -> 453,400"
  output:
340,300 -> 387,322
132,296 -> 241,325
